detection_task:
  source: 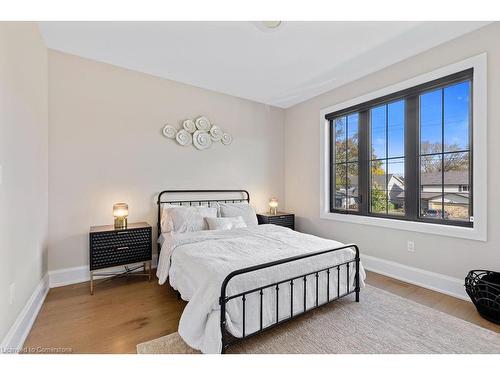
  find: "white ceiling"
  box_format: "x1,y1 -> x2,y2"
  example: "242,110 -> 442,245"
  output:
38,21 -> 490,108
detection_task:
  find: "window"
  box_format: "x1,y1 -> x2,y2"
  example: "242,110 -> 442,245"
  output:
327,69 -> 473,227
370,100 -> 405,216
333,114 -> 359,211
419,81 -> 471,222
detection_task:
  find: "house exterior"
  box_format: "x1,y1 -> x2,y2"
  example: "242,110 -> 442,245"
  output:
335,174 -> 405,210
419,171 -> 470,219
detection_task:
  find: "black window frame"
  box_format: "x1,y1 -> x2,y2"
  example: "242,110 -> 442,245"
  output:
326,68 -> 473,228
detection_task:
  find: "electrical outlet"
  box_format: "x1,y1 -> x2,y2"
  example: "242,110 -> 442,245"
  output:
9,283 -> 15,305
407,241 -> 415,253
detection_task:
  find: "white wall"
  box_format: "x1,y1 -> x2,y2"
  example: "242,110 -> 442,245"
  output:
0,23 -> 48,342
284,22 -> 500,280
48,50 -> 285,271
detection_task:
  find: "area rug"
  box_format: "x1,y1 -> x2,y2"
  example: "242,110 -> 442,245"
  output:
137,285 -> 500,354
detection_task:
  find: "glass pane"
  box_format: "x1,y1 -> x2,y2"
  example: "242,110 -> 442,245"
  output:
420,154 -> 443,218
444,81 -> 470,152
371,159 -> 387,213
347,162 -> 359,211
444,152 -> 470,221
347,113 -> 359,161
420,89 -> 442,155
335,116 -> 346,163
370,105 -> 386,160
387,158 -> 405,215
388,100 -> 405,158
334,164 -> 346,210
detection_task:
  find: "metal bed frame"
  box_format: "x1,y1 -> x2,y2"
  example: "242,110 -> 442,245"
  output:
157,189 -> 360,354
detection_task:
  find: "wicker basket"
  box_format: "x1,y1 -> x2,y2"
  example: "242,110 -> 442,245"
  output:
465,270 -> 500,324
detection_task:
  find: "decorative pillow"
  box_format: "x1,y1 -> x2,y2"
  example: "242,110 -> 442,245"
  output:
218,202 -> 258,227
160,204 -> 217,233
205,216 -> 247,231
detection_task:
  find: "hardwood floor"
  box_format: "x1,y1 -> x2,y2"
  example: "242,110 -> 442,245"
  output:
23,270 -> 499,354
24,275 -> 186,354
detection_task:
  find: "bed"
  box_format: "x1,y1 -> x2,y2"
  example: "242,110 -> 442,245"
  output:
156,190 -> 366,354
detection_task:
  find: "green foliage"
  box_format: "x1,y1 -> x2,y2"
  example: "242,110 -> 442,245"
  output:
334,119 -> 383,190
371,183 -> 387,212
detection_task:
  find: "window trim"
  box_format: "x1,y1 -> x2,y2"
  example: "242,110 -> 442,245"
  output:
319,54 -> 487,241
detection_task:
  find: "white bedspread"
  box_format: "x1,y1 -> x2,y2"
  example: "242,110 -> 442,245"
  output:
157,224 -> 366,353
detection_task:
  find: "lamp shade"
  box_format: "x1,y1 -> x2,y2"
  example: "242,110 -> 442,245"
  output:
113,203 -> 128,229
113,203 -> 128,218
269,197 -> 278,215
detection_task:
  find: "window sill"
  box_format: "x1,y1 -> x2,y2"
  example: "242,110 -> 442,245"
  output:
320,211 -> 486,241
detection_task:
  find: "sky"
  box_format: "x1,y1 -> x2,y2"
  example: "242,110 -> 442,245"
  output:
335,79 -> 470,178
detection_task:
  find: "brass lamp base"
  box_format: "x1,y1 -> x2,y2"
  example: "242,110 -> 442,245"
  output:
114,217 -> 127,229
269,207 -> 277,215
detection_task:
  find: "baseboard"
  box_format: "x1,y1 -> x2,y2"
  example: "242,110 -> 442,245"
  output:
1,274 -> 50,353
49,254 -> 158,288
362,254 -> 468,301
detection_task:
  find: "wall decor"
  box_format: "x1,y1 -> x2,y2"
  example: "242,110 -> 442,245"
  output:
193,130 -> 212,150
209,125 -> 223,141
176,129 -> 192,146
221,132 -> 233,145
162,115 -> 232,151
183,119 -> 196,133
195,116 -> 211,131
162,124 -> 176,138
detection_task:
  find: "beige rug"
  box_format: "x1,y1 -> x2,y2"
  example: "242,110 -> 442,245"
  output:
137,285 -> 500,354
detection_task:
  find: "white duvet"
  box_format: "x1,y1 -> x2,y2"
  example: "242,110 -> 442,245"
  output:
157,224 -> 366,353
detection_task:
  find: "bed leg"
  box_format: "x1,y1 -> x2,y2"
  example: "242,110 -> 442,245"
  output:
355,246 -> 360,303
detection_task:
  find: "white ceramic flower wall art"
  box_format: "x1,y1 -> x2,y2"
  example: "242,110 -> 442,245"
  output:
175,129 -> 192,146
162,124 -> 176,139
182,119 -> 196,133
209,125 -> 223,142
162,116 -> 232,149
221,132 -> 233,145
193,130 -> 213,150
195,116 -> 211,131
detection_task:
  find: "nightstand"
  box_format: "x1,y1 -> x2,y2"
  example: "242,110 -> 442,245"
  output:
89,222 -> 152,294
257,212 -> 295,230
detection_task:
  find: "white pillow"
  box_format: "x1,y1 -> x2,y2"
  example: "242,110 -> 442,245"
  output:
218,202 -> 258,227
160,204 -> 217,233
205,216 -> 247,231
160,204 -> 174,233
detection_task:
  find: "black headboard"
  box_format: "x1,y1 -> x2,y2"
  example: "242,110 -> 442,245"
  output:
156,189 -> 250,252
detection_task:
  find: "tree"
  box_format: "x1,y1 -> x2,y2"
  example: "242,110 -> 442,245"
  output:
371,183 -> 387,212
335,125 -> 468,212
420,141 -> 469,173
334,121 -> 383,191
334,117 -> 357,185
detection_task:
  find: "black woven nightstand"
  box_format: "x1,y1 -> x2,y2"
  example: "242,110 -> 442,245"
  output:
257,212 -> 295,230
89,222 -> 152,294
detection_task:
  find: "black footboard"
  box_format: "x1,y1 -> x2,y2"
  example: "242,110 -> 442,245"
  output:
219,244 -> 360,353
